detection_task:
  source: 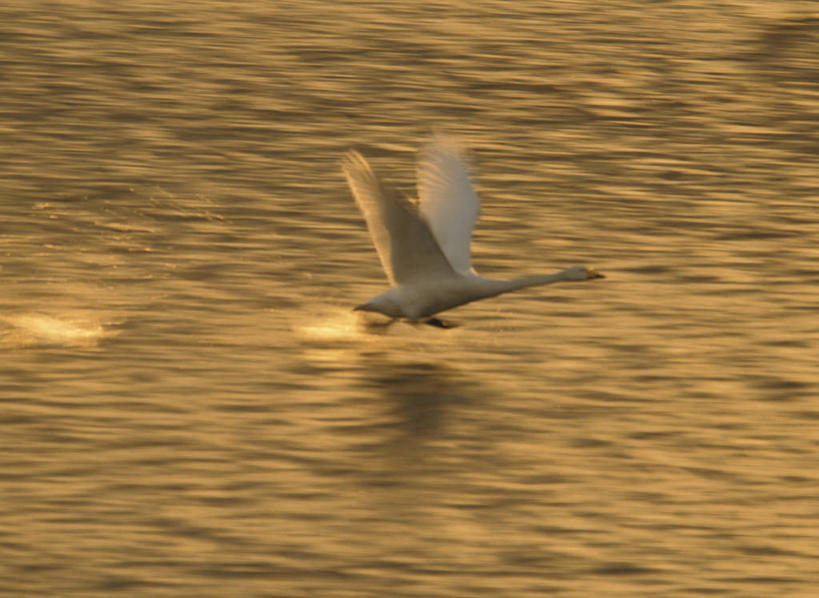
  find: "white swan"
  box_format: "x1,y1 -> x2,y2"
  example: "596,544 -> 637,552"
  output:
342,136 -> 603,326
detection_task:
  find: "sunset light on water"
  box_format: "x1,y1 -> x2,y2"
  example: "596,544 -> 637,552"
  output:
2,2 -> 818,596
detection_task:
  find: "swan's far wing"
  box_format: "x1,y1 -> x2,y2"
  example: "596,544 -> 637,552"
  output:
417,136 -> 480,274
342,150 -> 456,285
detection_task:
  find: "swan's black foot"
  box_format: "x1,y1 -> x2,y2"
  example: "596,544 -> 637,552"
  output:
424,317 -> 458,329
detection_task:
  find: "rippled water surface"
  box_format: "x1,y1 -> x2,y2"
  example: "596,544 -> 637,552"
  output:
2,1 -> 818,596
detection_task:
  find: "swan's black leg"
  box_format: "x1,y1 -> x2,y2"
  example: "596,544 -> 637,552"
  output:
425,317 -> 458,329
357,314 -> 398,332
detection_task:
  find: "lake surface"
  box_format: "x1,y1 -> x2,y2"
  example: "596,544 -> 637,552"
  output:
2,1 -> 818,596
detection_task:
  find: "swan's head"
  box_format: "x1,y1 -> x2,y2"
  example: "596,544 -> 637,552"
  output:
565,265 -> 605,281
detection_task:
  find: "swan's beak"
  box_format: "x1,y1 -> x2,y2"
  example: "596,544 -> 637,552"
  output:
588,269 -> 605,279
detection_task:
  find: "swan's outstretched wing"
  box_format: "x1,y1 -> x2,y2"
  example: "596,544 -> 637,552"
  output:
417,136 -> 480,274
342,150 -> 456,286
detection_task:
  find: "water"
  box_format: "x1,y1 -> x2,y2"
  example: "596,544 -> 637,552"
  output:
2,2 -> 818,596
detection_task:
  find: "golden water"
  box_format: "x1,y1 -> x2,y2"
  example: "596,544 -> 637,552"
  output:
2,1 -> 818,596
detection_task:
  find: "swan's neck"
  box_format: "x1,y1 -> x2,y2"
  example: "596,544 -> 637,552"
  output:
495,270 -> 575,294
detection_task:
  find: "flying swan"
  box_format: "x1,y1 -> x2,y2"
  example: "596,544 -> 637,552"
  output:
342,136 -> 603,327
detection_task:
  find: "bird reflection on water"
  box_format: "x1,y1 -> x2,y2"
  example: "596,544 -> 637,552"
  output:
356,358 -> 497,476
370,361 -> 454,439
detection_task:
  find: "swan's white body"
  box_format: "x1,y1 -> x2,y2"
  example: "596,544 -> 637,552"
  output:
342,137 -> 603,323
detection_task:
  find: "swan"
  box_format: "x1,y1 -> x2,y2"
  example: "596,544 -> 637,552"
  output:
342,136 -> 603,327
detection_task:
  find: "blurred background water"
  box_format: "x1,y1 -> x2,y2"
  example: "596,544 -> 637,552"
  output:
1,1 -> 818,596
